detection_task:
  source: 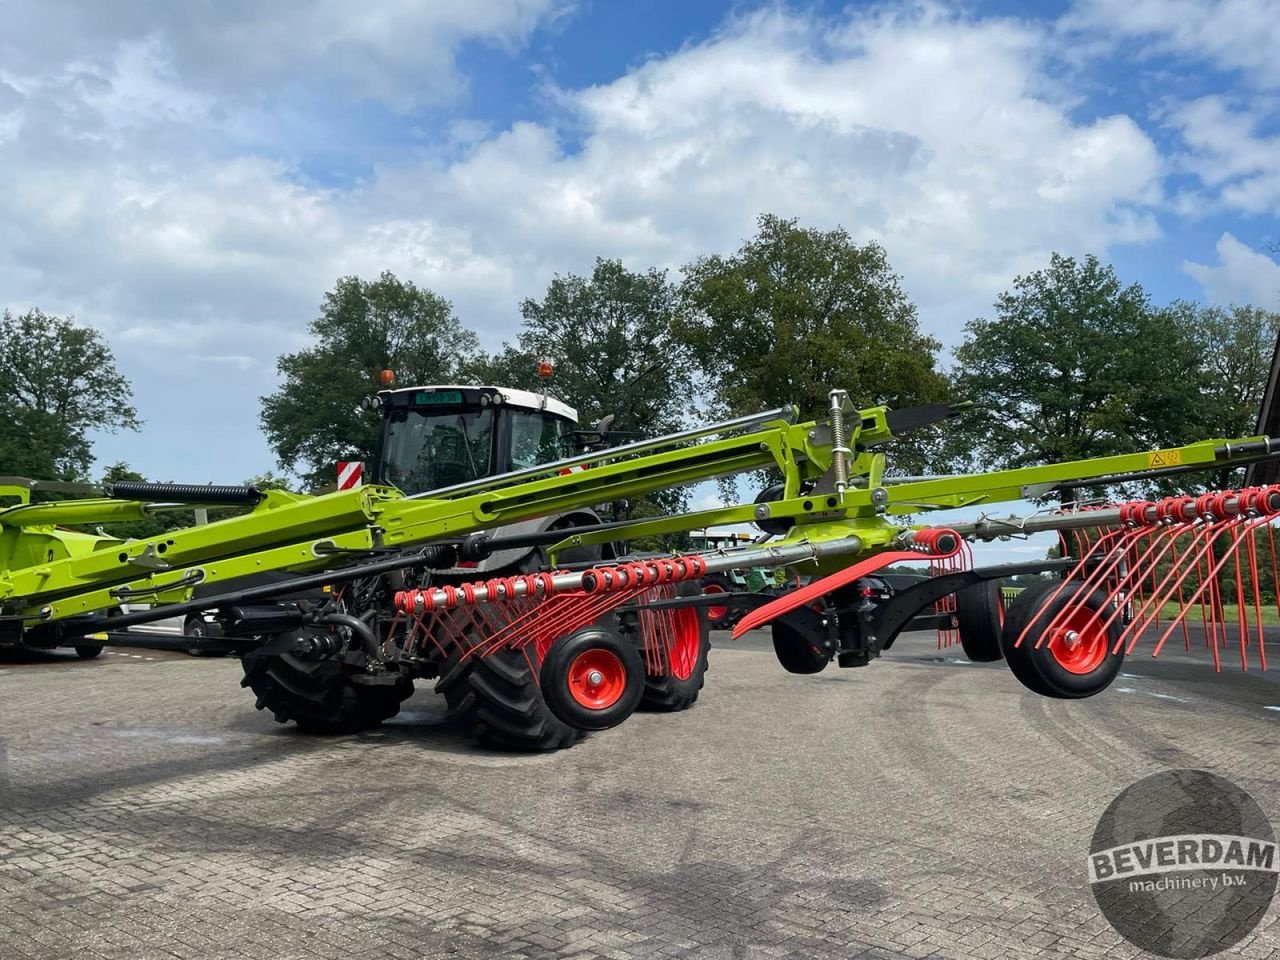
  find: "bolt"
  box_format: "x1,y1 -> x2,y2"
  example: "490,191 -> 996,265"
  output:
1063,630 -> 1080,648
586,669 -> 604,687
754,504 -> 771,520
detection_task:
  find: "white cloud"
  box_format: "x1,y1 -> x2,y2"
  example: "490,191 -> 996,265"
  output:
0,3 -> 1170,480
1184,233 -> 1280,306
0,1 -> 568,109
370,6 -> 1163,327
1165,95 -> 1280,216
1065,0 -> 1280,89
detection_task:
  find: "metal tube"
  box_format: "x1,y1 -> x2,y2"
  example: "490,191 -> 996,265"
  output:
949,491 -> 1280,541
403,536 -> 864,612
407,405 -> 797,501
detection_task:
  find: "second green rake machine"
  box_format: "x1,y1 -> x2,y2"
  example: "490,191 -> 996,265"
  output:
2,386 -> 1277,749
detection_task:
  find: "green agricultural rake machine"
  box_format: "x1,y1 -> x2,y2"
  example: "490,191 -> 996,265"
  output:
2,384 -> 1277,749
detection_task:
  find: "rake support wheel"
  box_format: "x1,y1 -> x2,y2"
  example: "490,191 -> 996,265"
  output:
955,580 -> 1005,662
639,581 -> 711,712
539,624 -> 645,731
998,580 -> 1124,699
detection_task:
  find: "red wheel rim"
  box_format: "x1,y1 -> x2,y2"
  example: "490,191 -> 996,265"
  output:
566,648 -> 628,709
1045,607 -> 1109,675
667,609 -> 702,681
703,583 -> 729,623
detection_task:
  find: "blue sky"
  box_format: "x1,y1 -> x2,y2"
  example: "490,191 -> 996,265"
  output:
2,0 -> 1279,495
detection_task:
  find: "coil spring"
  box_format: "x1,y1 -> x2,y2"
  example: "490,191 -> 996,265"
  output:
106,481 -> 263,505
828,389 -> 851,500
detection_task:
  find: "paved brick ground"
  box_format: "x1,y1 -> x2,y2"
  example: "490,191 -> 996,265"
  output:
0,633 -> 1276,959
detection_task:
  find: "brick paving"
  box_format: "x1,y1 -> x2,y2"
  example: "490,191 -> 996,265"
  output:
0,634 -> 1276,959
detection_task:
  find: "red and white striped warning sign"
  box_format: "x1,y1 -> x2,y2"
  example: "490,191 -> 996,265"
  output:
337,461 -> 363,490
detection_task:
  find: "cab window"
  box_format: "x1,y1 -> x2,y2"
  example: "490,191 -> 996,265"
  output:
508,411 -> 572,469
381,407 -> 494,495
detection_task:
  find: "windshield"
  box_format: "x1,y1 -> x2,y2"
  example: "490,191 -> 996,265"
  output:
381,407 -> 494,495
508,410 -> 574,469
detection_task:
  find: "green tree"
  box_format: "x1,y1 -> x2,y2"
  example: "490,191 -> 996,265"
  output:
512,259 -> 695,435
0,308 -> 139,479
261,272 -> 479,488
952,254 -> 1204,472
1158,302 -> 1280,491
679,215 -> 950,472
680,215 -> 950,417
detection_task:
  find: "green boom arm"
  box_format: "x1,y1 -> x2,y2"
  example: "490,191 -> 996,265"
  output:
1,399 -> 1272,631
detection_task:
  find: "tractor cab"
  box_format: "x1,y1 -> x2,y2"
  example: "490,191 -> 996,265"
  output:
371,385 -> 579,496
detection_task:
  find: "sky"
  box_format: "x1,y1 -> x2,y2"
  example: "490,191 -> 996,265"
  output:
3,0 -> 1280,510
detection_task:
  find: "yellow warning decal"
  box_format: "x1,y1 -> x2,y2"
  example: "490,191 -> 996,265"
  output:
1148,449 -> 1182,468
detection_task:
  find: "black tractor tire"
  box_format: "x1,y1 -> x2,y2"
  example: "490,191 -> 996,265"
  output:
539,624 -> 645,731
770,617 -> 830,675
437,638 -> 586,751
699,573 -> 738,630
434,538 -> 601,751
955,580 -> 1005,662
998,580 -> 1124,699
241,641 -> 413,735
639,581 -> 711,711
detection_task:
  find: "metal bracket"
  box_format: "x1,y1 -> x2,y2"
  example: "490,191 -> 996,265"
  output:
125,544 -> 172,570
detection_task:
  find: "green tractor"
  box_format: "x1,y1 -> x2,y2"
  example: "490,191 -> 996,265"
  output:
239,380 -> 710,749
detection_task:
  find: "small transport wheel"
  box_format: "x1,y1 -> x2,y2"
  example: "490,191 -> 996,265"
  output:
770,617 -> 829,675
539,625 -> 644,731
639,581 -> 711,711
184,615 -> 225,657
998,580 -> 1124,698
955,580 -> 1005,662
74,604 -> 119,660
700,574 -> 736,630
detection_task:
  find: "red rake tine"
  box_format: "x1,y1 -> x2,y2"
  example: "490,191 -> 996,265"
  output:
1149,516 -> 1269,663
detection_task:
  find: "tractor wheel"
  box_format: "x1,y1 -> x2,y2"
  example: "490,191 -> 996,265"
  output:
639,581 -> 711,712
998,580 -> 1124,699
437,639 -> 586,751
700,573 -> 737,630
955,580 -> 1005,662
241,639 -> 413,735
770,618 -> 830,674
434,543 -> 600,751
539,624 -> 645,731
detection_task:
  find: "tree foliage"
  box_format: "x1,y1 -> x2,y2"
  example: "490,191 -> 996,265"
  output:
0,308 -> 139,480
679,215 -> 951,423
952,254 -> 1280,495
954,254 -> 1196,469
514,258 -> 694,435
260,272 -> 479,488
